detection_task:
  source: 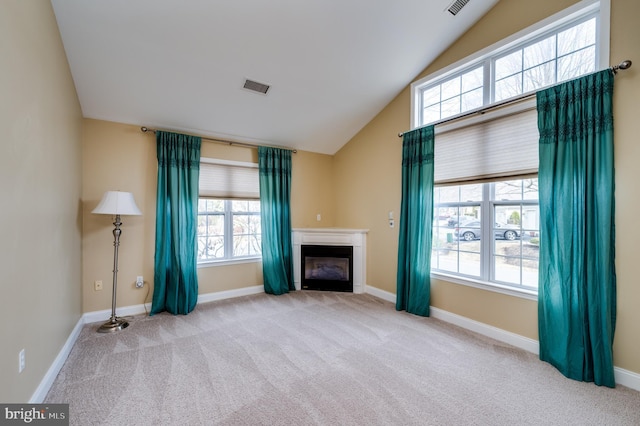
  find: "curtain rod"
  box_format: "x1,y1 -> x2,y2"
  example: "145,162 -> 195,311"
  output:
397,59 -> 632,138
140,127 -> 297,154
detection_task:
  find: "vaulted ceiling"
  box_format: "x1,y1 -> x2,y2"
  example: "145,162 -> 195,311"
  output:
51,0 -> 499,154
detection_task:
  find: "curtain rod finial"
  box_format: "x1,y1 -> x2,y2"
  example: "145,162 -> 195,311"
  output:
618,59 -> 632,70
612,59 -> 632,73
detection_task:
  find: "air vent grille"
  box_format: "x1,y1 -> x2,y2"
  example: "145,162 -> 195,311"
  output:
243,79 -> 270,94
447,0 -> 470,16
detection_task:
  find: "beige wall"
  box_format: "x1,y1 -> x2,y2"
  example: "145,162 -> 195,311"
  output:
82,119 -> 335,312
291,150 -> 335,228
82,120 -> 155,313
0,0 -> 83,402
609,0 -> 640,374
334,0 -> 640,375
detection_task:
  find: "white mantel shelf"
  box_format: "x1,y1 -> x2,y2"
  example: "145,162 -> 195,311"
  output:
292,228 -> 368,294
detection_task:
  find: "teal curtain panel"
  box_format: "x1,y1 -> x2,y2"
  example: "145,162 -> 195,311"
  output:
151,131 -> 201,315
396,126 -> 435,317
537,69 -> 616,387
258,147 -> 294,295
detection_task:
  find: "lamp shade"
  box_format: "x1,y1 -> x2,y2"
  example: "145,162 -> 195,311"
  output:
92,191 -> 142,216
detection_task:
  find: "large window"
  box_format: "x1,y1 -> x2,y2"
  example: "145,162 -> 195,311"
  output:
413,1 -> 608,296
197,159 -> 261,265
432,179 -> 539,291
412,1 -> 605,128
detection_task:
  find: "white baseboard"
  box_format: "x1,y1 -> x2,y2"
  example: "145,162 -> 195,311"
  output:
364,286 -> 537,353
82,285 -> 266,325
82,303 -> 150,324
614,367 -> 640,391
29,316 -> 84,403
197,285 -> 264,304
365,285 -> 640,392
429,306 -> 540,354
365,286 -> 396,303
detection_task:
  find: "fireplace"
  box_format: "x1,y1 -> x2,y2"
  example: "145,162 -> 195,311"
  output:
292,228 -> 368,294
301,245 -> 353,292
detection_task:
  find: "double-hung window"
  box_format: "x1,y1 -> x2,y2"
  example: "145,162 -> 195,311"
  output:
197,159 -> 261,265
432,179 -> 539,291
412,0 -> 608,295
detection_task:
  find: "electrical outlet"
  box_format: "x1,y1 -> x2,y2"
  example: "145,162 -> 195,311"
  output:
94,280 -> 103,291
19,349 -> 25,373
136,276 -> 144,288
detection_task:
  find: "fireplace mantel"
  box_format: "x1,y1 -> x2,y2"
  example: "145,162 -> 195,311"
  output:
292,228 -> 368,293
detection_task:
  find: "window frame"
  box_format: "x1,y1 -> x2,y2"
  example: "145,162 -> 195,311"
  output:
431,180 -> 539,300
197,198 -> 262,268
410,0 -> 609,129
226,199 -> 262,260
415,0 -> 608,299
197,158 -> 262,268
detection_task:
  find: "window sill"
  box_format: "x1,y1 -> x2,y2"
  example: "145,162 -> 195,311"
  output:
198,256 -> 262,269
430,271 -> 538,301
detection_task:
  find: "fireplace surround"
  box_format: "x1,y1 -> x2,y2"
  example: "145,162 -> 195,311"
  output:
292,228 -> 368,293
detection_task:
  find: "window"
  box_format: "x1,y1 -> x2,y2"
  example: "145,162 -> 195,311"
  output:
421,65 -> 484,125
197,199 -> 261,262
432,179 -> 539,291
197,159 -> 261,264
412,1 -> 606,128
413,1 -> 608,296
493,18 -> 596,102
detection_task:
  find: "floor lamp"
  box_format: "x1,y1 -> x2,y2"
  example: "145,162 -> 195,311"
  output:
92,191 -> 142,333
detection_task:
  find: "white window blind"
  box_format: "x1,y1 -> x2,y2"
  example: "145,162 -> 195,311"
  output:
199,159 -> 259,199
434,100 -> 539,184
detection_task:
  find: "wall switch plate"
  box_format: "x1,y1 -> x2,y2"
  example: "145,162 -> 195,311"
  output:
19,349 -> 25,373
136,276 -> 144,288
94,280 -> 103,291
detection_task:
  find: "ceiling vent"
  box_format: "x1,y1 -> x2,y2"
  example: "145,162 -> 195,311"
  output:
243,79 -> 270,95
447,0 -> 470,16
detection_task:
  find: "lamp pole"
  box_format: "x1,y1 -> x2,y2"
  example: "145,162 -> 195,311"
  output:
98,214 -> 129,332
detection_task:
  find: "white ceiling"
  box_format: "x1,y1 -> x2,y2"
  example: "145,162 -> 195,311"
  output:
51,0 -> 499,155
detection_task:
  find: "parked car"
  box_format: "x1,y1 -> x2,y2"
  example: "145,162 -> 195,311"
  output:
447,215 -> 474,228
454,221 -> 520,241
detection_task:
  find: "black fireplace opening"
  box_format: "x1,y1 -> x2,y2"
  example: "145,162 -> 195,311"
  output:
301,245 -> 353,292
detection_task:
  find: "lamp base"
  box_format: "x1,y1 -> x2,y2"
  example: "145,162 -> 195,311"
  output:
97,317 -> 130,333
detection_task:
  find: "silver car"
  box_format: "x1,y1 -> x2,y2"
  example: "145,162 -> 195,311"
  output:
454,221 -> 520,241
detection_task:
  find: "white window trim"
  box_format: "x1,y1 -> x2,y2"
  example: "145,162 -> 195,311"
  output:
411,0 -> 609,129
432,271 -> 538,301
196,199 -> 262,265
198,256 -> 261,269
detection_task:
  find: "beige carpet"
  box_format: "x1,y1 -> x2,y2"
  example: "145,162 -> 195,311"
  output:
45,291 -> 640,425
